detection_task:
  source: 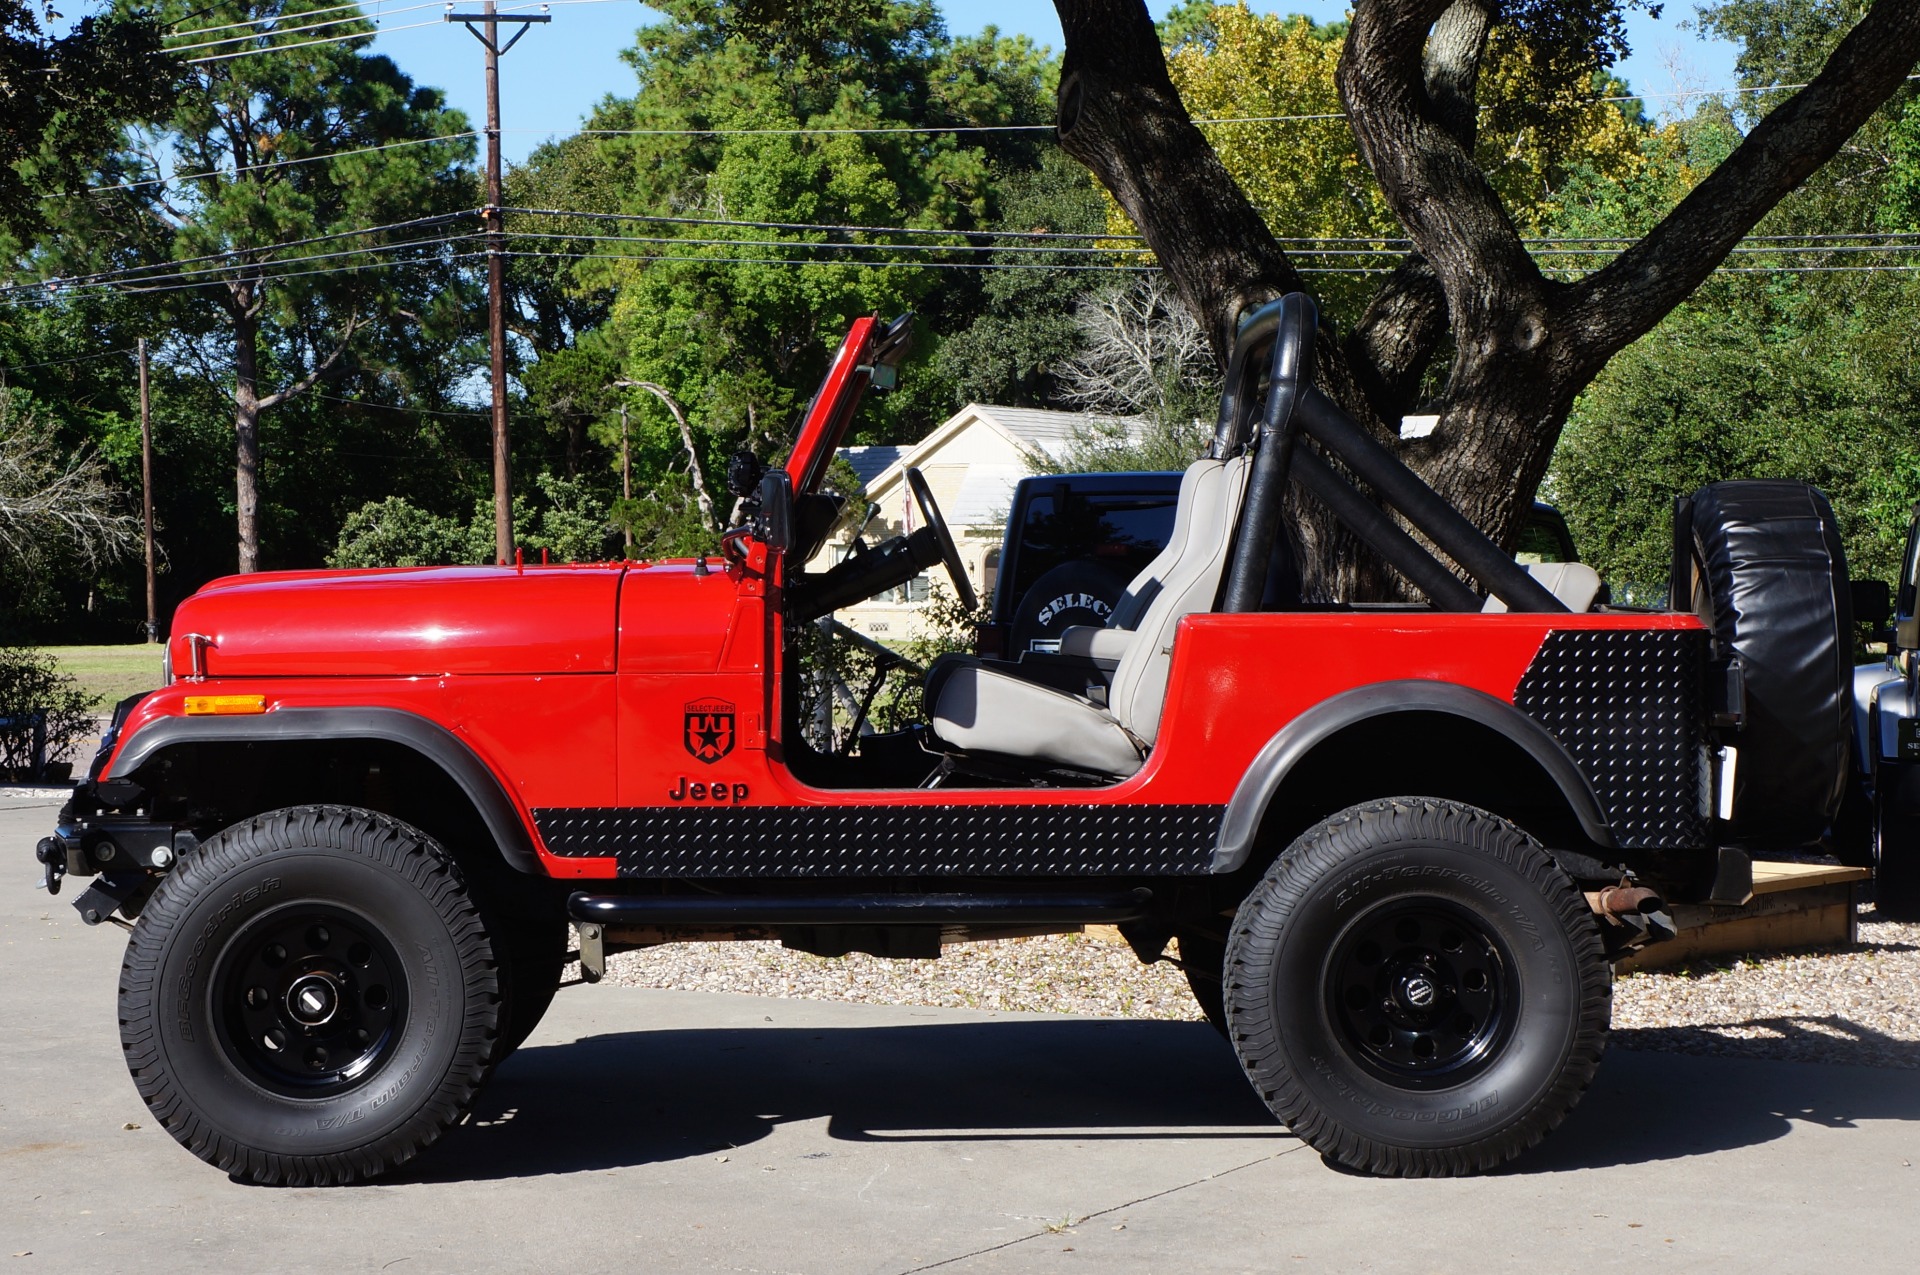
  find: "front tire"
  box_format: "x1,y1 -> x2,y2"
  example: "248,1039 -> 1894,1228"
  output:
118,805 -> 501,1185
1224,798 -> 1610,1177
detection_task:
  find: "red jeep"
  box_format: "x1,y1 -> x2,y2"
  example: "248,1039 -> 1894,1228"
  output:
35,295 -> 1855,1183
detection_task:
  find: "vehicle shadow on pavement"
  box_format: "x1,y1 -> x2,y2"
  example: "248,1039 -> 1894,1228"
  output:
403,1018 -> 1283,1183
403,1017 -> 1920,1184
1521,1043 -> 1920,1174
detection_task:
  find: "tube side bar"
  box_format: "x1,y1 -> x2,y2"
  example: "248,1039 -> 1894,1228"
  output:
566,888 -> 1154,927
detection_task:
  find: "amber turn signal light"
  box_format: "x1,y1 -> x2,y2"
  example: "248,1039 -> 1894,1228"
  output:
183,694 -> 267,716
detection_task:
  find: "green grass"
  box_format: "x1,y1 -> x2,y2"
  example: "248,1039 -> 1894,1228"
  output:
37,645 -> 167,711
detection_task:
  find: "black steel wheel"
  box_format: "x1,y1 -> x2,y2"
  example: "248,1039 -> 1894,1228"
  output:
1325,899 -> 1517,1089
215,903 -> 408,1096
119,805 -> 501,1185
1224,797 -> 1610,1177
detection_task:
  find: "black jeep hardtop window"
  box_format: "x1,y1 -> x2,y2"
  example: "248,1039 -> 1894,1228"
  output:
1009,486 -> 1179,600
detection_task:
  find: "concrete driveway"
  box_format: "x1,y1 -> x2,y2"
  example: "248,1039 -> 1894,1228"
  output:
3,792 -> 1917,1273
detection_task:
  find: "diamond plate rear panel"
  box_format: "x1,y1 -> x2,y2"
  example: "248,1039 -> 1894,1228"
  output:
1514,628 -> 1707,849
534,804 -> 1223,876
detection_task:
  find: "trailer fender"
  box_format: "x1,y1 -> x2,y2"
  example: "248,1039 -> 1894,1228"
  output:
1213,680 -> 1614,872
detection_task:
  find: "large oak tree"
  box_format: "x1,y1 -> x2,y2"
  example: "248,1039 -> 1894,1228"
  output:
1051,0 -> 1920,599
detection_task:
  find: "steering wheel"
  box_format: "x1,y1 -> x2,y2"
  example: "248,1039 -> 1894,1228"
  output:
905,466 -> 977,612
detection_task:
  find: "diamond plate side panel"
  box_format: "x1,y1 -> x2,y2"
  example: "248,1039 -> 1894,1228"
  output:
532,804 -> 1223,877
1514,628 -> 1707,849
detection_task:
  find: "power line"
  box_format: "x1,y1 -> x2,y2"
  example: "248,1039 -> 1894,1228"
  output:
90,131 -> 478,193
172,0 -> 372,40
0,346 -> 137,375
168,5 -> 427,54
185,17 -> 443,63
6,247 -> 485,299
41,212 -> 474,288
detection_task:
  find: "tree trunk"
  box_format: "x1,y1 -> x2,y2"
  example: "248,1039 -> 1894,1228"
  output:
1051,0 -> 1920,599
233,306 -> 262,575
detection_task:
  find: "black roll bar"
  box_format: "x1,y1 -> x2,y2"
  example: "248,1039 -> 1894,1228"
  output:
1293,390 -> 1564,613
1212,290 -> 1567,614
1211,297 -> 1288,457
1291,449 -> 1483,611
1221,294 -> 1316,612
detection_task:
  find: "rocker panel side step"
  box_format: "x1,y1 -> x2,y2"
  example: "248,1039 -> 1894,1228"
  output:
565,887 -> 1154,927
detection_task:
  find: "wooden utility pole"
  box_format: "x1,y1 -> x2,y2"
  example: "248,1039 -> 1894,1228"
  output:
137,337 -> 157,643
448,2 -> 548,565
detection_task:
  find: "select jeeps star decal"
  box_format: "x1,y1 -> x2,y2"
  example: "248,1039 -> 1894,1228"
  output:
683,698 -> 736,763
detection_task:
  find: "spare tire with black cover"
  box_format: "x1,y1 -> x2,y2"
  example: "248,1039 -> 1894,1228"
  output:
1685,480 -> 1853,851
1006,559 -> 1130,655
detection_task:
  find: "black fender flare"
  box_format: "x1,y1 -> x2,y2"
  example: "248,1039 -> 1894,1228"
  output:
108,707 -> 542,874
1212,680 -> 1615,872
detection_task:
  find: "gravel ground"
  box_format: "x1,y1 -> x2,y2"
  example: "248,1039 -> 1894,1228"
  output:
601,905 -> 1920,1071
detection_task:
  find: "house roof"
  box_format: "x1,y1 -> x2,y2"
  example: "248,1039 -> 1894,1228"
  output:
838,444 -> 904,487
833,403 -> 1143,509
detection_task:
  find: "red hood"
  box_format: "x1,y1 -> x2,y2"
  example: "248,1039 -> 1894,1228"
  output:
171,563 -> 627,678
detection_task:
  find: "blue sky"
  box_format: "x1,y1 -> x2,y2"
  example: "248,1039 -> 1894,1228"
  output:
370,2 -> 1743,166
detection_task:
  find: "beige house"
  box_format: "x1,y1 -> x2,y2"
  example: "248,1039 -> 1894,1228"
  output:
808,404 -> 1118,642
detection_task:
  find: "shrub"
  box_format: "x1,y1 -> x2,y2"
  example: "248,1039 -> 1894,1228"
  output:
0,647 -> 97,779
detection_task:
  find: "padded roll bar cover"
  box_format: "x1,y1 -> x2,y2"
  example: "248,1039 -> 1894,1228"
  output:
1212,298 -> 1289,457
1689,480 -> 1853,849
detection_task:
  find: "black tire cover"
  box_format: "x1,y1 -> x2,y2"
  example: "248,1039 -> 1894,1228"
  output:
1007,560 -> 1131,655
1690,480 -> 1852,850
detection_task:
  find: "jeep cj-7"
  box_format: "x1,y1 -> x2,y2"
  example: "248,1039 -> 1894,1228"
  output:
34,295 -> 1854,1182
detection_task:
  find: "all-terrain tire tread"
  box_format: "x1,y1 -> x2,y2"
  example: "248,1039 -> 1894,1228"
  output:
1222,797 -> 1610,1178
117,804 -> 502,1186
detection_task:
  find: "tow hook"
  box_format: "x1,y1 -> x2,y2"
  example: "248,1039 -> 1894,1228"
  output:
34,837 -> 65,895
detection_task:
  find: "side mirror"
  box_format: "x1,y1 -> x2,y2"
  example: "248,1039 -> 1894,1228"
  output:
1852,578 -> 1892,632
755,469 -> 794,554
1843,579 -> 1889,641
726,450 -> 765,499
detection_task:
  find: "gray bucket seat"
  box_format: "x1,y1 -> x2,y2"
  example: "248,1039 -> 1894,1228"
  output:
927,454 -> 1252,776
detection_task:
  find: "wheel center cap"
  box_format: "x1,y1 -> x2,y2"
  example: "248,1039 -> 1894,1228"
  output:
1398,973 -> 1437,1010
286,974 -> 340,1025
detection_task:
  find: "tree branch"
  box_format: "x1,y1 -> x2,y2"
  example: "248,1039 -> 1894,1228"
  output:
1565,0 -> 1920,362
1051,0 -> 1303,367
1338,0 -> 1545,341
628,381 -> 718,534
257,314 -> 361,411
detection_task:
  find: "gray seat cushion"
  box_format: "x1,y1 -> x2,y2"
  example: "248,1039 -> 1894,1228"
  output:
928,659 -> 1144,777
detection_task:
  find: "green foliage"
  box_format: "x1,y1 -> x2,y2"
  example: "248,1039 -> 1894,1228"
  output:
326,496 -> 468,568
1551,273 -> 1920,596
554,0 -> 1055,537
0,0 -> 179,247
329,471 -> 616,568
0,644 -> 96,777
935,149 -> 1111,409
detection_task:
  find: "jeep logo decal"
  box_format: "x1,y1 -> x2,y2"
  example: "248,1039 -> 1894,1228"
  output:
684,699 -> 736,763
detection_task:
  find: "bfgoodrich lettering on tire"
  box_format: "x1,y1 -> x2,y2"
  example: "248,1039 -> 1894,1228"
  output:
117,805 -> 500,1185
1224,797 -> 1609,1177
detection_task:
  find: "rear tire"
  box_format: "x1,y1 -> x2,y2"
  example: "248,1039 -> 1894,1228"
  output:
1224,798 -> 1610,1177
491,917 -> 568,1060
118,805 -> 501,1185
1175,928 -> 1229,1037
